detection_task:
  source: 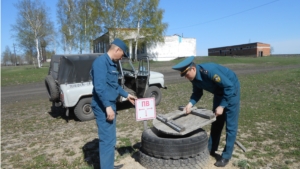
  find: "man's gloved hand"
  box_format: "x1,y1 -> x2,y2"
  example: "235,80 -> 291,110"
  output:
184,102 -> 193,114
127,94 -> 137,105
106,106 -> 115,121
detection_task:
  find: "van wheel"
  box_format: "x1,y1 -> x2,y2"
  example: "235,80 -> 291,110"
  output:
144,86 -> 161,105
74,97 -> 95,121
45,75 -> 59,101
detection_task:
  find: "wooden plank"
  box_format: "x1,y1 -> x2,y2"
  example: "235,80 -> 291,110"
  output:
153,109 -> 216,136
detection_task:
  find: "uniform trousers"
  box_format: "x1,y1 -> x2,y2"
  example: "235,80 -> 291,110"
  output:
92,101 -> 117,169
208,81 -> 240,160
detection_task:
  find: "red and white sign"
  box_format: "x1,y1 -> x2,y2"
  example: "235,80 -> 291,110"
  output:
135,98 -> 156,121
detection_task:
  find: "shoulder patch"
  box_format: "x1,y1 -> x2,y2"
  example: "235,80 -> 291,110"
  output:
213,74 -> 221,83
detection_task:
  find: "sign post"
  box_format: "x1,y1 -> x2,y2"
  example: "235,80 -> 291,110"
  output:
135,98 -> 156,131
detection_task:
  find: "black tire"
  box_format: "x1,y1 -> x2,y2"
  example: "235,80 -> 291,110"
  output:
139,148 -> 209,169
45,75 -> 59,101
74,97 -> 95,121
144,86 -> 161,105
141,128 -> 208,159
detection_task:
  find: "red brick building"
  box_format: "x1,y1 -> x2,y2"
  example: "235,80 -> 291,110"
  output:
208,42 -> 270,57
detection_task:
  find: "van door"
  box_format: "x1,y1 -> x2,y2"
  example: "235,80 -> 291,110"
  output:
136,57 -> 150,98
116,60 -> 125,102
117,60 -> 125,87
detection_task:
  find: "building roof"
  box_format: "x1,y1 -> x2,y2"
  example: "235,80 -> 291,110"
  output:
208,42 -> 270,50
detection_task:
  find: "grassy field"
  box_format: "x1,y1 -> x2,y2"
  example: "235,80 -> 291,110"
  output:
2,56 -> 300,87
1,63 -> 50,86
1,56 -> 300,168
236,68 -> 300,168
149,55 -> 300,68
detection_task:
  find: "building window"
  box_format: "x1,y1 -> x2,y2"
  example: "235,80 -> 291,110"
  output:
140,43 -> 146,54
101,42 -> 104,53
104,43 -> 107,52
98,42 -> 101,53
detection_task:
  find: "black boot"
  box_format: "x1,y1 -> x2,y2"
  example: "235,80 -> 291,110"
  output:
210,151 -> 217,157
214,158 -> 229,167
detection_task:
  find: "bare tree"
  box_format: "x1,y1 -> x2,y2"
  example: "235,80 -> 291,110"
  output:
40,16 -> 55,63
100,0 -> 133,39
130,0 -> 168,61
57,0 -> 78,54
46,30 -> 60,55
13,26 -> 36,58
1,46 -> 12,66
12,0 -> 54,68
54,0 -> 167,57
77,0 -> 103,53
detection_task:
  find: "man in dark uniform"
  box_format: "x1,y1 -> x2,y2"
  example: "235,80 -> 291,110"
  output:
90,38 -> 136,169
172,56 -> 240,167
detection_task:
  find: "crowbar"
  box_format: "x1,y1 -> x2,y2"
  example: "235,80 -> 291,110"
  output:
156,107 -> 197,132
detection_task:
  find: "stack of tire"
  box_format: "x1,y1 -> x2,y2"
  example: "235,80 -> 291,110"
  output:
139,127 -> 209,169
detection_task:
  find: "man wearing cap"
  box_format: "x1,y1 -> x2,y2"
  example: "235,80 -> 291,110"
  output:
91,38 -> 137,169
172,56 -> 240,167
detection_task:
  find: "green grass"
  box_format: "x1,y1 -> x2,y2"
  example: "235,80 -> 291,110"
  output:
118,137 -> 132,147
237,68 -> 300,166
1,63 -> 50,86
234,159 -> 249,169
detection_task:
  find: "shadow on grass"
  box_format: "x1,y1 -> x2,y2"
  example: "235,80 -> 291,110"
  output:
48,105 -> 79,122
117,101 -> 135,111
82,138 -> 141,169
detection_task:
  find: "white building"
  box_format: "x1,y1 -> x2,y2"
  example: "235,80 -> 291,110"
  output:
93,29 -> 196,61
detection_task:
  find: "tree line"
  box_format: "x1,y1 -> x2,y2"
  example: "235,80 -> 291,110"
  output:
2,0 -> 167,67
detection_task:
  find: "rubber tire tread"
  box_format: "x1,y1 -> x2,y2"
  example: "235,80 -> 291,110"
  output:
45,75 -> 59,101
139,148 -> 210,169
74,97 -> 95,121
141,127 -> 208,159
144,86 -> 162,105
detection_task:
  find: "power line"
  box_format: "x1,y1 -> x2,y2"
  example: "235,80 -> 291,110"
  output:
170,0 -> 280,30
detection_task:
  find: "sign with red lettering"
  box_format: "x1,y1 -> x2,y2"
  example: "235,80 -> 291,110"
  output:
135,98 -> 156,121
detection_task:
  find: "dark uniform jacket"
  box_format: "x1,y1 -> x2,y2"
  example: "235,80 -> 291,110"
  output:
190,63 -> 239,108
91,54 -> 128,109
